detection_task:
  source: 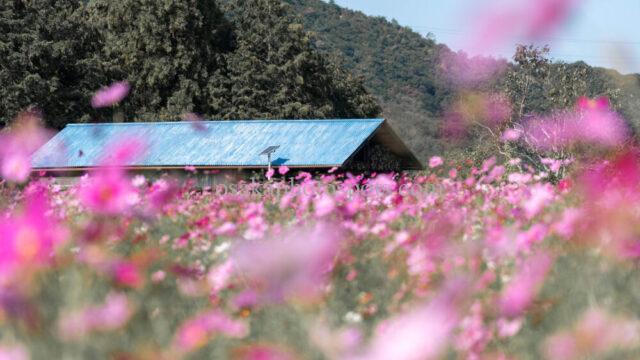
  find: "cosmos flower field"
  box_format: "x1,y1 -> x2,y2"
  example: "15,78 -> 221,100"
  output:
1,0 -> 639,357
3,119 -> 640,359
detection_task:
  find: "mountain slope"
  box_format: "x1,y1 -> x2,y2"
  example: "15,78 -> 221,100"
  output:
285,0 -> 452,158
287,0 -> 640,158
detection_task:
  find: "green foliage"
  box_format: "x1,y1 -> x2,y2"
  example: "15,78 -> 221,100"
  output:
87,0 -> 234,121
0,0 -> 102,128
284,0 -> 450,158
222,0 -> 380,119
0,0 -> 379,128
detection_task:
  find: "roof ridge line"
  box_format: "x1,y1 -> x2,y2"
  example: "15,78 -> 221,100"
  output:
66,119 -> 386,127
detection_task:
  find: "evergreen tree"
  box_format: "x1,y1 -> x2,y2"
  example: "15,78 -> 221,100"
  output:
0,0 -> 101,128
223,0 -> 380,119
87,0 -> 234,121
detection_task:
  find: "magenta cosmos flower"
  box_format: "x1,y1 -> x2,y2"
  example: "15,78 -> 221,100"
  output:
0,191 -> 67,279
91,81 -> 131,108
78,168 -> 139,215
429,156 -> 444,168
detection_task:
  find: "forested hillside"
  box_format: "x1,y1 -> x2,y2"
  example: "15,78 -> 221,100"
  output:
2,0 -> 640,161
286,0 -> 640,159
0,0 -> 380,129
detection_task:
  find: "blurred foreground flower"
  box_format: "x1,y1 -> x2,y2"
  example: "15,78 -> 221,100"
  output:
499,253 -> 553,318
542,308 -> 640,359
523,97 -> 628,150
232,222 -> 342,303
0,111 -> 51,183
353,279 -> 470,360
174,310 -> 248,353
78,138 -> 146,215
91,81 -> 130,108
469,0 -> 579,52
58,292 -> 134,341
79,168 -> 139,215
0,345 -> 28,360
0,191 -> 67,280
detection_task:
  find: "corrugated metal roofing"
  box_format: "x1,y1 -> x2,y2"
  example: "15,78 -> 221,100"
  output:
31,119 -> 387,169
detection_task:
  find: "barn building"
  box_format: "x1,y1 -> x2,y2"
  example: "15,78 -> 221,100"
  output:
31,119 -> 423,184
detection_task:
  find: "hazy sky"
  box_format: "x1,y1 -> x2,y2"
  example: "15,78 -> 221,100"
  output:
331,0 -> 640,74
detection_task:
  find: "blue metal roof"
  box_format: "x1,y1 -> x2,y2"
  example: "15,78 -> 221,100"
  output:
31,119 -> 386,169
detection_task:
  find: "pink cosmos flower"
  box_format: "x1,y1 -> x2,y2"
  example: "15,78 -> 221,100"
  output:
174,310 -> 248,353
145,178 -> 179,213
468,0 -> 579,53
91,81 -> 131,108
0,191 -> 67,279
542,308 -> 640,360
576,96 -> 610,111
0,111 -> 52,183
429,156 -> 443,168
58,292 -> 134,340
112,261 -> 144,289
0,345 -> 28,360
314,195 -> 336,218
265,168 -> 275,180
499,253 -> 553,318
522,183 -> 555,219
502,129 -> 522,142
78,168 -> 139,215
523,98 -> 628,150
278,165 -> 290,175
355,279 -> 470,360
207,259 -> 234,293
1,152 -> 31,183
231,222 -> 342,303
78,138 -> 146,215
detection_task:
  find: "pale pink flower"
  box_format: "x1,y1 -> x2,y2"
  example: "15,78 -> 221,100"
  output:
499,253 -> 553,318
0,345 -> 28,360
231,222 -> 342,303
0,111 -> 52,183
91,81 -> 130,108
502,129 -> 522,142
356,279 -> 469,360
278,165 -> 290,175
58,292 -> 134,340
522,183 -> 555,219
265,168 -> 275,180
429,156 -> 444,168
146,178 -> 179,213
497,317 -> 523,338
174,310 -> 248,353
207,260 -> 234,293
468,0 -> 579,52
1,152 -> 31,183
314,195 -> 336,218
542,308 -> 640,360
523,102 -> 628,150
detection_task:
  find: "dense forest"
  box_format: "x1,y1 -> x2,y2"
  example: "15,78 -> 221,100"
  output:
2,0 -> 640,160
0,0 -> 380,129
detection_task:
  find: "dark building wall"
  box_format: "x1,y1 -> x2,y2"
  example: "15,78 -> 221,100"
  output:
344,141 -> 404,173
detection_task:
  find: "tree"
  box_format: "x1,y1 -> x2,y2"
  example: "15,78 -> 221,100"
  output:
87,0 -> 234,121
0,0 -> 101,128
222,0 -> 380,119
